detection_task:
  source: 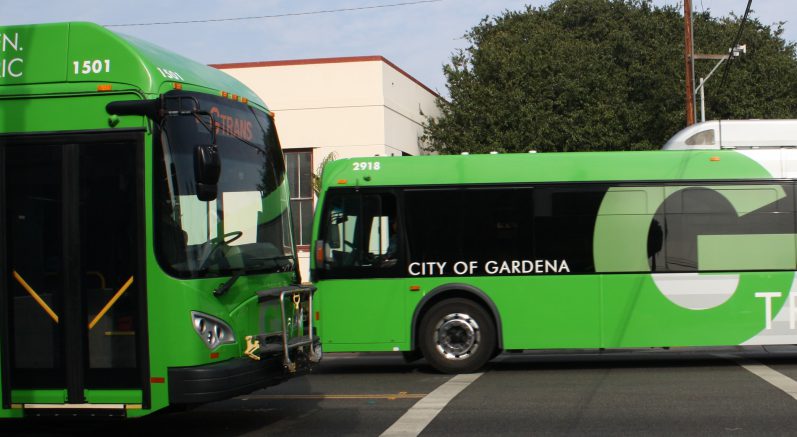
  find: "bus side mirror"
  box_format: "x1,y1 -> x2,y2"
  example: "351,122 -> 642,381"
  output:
314,239 -> 325,268
106,98 -> 161,120
194,144 -> 220,202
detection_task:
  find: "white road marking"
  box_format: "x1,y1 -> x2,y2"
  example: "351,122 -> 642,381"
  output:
380,372 -> 483,437
721,355 -> 797,401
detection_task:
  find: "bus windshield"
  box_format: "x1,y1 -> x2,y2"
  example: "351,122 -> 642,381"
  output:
154,91 -> 294,278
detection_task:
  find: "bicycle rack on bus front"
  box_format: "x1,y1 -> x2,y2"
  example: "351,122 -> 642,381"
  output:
256,285 -> 320,372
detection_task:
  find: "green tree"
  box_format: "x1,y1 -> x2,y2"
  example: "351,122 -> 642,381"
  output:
312,151 -> 337,195
423,0 -> 797,154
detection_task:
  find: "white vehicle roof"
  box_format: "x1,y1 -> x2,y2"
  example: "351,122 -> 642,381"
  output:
662,119 -> 797,150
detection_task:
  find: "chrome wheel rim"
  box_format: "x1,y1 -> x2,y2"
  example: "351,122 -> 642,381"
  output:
434,312 -> 480,360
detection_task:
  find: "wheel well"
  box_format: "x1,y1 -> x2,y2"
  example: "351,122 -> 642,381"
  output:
410,285 -> 503,351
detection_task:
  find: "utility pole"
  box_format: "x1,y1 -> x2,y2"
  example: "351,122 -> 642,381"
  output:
684,0 -> 696,125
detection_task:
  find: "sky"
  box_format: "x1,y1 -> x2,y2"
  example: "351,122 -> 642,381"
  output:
2,1 -> 796,95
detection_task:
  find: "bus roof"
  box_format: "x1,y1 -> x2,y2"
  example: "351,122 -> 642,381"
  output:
662,119 -> 797,150
0,22 -> 265,108
321,150 -> 781,189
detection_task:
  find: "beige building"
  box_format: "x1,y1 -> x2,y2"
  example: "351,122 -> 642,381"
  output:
213,56 -> 441,279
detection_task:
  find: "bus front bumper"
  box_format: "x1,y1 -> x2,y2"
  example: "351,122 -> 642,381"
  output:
167,355 -> 288,405
168,335 -> 321,405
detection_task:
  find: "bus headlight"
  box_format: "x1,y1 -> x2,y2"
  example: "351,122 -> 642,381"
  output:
191,311 -> 236,350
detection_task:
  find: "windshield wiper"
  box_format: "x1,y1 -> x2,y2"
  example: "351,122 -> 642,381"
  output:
253,255 -> 295,273
211,256 -> 295,298
213,269 -> 245,297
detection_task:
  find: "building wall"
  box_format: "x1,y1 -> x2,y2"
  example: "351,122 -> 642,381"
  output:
214,56 -> 441,280
381,61 -> 440,154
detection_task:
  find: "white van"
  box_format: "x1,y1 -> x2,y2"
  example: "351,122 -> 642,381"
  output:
662,119 -> 797,150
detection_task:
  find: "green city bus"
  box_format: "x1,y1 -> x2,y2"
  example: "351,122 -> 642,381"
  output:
0,22 -> 319,418
311,150 -> 797,373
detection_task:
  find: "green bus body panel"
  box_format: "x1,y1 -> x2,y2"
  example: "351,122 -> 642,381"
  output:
315,279 -> 408,348
0,22 -> 265,107
84,390 -> 142,405
317,275 -> 602,352
10,390 -> 66,404
600,272 -> 793,347
6,389 -> 140,404
314,152 -> 797,354
317,273 -> 792,352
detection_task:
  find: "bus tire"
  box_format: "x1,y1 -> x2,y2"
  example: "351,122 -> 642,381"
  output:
419,298 -> 496,373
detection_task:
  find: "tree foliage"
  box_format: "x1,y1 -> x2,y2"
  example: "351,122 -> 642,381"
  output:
312,151 -> 337,195
423,0 -> 797,153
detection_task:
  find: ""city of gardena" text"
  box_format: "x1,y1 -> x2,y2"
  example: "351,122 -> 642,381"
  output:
408,259 -> 570,276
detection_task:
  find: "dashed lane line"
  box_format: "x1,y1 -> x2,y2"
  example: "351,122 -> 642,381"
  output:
380,372 -> 484,437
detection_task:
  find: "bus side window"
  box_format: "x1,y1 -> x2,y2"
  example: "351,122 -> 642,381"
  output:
359,194 -> 399,268
321,192 -> 399,271
323,194 -> 361,268
404,190 -> 464,263
366,199 -> 399,268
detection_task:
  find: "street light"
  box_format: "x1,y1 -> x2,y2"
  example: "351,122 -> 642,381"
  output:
694,44 -> 747,122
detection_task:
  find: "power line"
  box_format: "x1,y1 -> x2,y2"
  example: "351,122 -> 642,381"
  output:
718,0 -> 753,88
104,0 -> 442,27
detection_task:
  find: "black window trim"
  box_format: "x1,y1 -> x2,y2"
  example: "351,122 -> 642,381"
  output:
317,179 -> 797,278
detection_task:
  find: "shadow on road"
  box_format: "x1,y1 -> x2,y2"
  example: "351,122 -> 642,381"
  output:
486,345 -> 797,372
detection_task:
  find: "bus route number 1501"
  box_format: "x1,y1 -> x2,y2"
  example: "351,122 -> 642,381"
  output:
73,59 -> 111,75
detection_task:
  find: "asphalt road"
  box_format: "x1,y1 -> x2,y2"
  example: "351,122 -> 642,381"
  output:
6,346 -> 797,436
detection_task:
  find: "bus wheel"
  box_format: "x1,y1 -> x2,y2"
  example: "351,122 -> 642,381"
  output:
419,298 -> 496,373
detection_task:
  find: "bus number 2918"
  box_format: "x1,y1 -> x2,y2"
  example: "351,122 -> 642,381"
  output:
353,161 -> 381,171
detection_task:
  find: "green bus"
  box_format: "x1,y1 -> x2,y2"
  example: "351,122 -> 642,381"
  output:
0,22 -> 319,418
311,150 -> 797,373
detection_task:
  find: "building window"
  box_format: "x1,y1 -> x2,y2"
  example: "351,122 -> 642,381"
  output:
285,149 -> 313,248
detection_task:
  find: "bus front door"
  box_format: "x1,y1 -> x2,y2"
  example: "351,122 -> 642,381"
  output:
1,133 -> 145,407
318,191 -> 406,349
